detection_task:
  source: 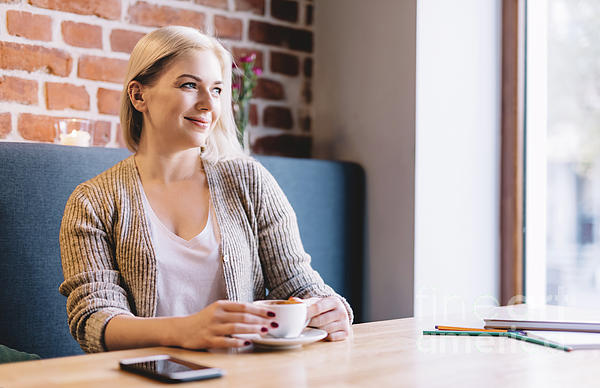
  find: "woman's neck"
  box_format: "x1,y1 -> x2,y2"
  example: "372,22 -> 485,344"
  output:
134,144 -> 203,185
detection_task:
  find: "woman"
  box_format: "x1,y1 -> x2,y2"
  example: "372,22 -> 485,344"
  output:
59,26 -> 352,353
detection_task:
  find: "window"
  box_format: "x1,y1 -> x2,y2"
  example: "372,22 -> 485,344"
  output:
525,0 -> 600,306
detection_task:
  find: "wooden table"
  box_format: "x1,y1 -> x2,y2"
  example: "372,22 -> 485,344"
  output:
2,308 -> 600,387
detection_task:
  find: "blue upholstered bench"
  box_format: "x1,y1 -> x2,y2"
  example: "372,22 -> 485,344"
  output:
0,142 -> 364,359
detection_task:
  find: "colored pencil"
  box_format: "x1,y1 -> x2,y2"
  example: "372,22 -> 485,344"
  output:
422,330 -> 571,352
435,325 -> 508,333
423,330 -> 506,336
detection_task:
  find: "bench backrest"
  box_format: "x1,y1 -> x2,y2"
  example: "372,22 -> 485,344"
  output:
0,142 -> 364,358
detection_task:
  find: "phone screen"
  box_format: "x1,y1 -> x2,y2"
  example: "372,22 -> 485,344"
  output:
132,358 -> 212,374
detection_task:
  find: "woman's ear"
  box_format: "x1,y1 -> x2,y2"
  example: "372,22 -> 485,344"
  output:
128,81 -> 147,112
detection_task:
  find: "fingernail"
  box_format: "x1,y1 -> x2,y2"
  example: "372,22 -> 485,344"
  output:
261,327 -> 268,332
244,341 -> 251,346
271,322 -> 279,328
267,311 -> 276,317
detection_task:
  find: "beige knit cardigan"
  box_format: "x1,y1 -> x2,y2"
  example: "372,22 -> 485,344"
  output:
59,156 -> 353,353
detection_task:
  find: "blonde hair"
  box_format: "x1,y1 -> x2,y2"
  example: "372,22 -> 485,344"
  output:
120,26 -> 246,162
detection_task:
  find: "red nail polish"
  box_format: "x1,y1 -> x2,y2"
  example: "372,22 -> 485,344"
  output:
271,322 -> 279,328
267,311 -> 276,317
261,327 -> 268,332
244,341 -> 251,346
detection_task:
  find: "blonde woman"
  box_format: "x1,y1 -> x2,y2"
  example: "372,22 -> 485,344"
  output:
59,26 -> 352,353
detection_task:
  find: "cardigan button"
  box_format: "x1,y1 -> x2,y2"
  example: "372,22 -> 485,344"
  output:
223,254 -> 230,263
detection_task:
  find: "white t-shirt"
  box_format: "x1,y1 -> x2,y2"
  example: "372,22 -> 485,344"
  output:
138,183 -> 227,317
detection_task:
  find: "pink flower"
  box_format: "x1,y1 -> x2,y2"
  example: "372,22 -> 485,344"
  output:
253,67 -> 263,76
232,82 -> 241,90
240,53 -> 256,63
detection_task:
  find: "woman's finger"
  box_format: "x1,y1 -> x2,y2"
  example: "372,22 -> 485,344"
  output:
306,296 -> 344,319
216,300 -> 276,318
215,311 -> 274,326
211,322 -> 269,336
320,320 -> 348,335
326,330 -> 348,342
206,335 -> 252,348
309,308 -> 346,328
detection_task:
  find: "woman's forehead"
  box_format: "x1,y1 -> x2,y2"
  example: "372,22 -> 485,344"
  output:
165,49 -> 223,78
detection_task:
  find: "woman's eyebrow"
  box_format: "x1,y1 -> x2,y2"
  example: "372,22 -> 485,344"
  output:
177,74 -> 223,84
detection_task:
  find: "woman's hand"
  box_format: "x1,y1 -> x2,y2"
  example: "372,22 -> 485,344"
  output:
305,296 -> 351,341
174,300 -> 277,349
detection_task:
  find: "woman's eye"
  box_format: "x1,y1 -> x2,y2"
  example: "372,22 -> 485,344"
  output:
212,87 -> 222,96
181,82 -> 196,89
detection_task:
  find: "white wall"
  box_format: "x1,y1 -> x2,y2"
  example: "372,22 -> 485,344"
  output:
414,0 -> 501,317
314,0 -> 417,321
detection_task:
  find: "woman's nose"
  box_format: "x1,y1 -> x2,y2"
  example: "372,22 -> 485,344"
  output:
195,89 -> 216,111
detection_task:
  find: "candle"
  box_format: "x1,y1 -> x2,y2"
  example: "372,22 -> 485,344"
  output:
59,129 -> 91,147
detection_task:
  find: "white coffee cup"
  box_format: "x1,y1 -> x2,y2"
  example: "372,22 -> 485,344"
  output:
254,300 -> 310,338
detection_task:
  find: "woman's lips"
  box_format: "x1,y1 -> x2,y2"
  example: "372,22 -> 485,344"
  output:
185,117 -> 210,128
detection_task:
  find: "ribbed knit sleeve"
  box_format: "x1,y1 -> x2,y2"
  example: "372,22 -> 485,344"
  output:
254,163 -> 354,323
59,184 -> 134,353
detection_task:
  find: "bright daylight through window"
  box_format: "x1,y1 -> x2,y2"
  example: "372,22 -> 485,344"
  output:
526,0 -> 600,307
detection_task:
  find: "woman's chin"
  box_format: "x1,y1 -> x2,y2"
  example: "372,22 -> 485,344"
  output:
185,132 -> 209,148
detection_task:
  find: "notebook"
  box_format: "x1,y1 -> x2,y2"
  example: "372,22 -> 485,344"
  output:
483,304 -> 600,332
524,331 -> 600,351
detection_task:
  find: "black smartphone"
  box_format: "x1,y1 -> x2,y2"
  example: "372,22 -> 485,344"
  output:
119,354 -> 224,383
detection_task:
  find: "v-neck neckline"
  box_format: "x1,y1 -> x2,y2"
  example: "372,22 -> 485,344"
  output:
129,155 -> 214,244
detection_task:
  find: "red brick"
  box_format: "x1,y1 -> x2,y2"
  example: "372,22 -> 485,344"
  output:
45,82 -> 90,111
270,51 -> 299,76
214,15 -> 242,40
306,4 -> 313,25
235,0 -> 264,14
249,103 -> 258,126
252,134 -> 311,158
301,79 -> 311,103
110,29 -> 145,53
303,57 -> 312,77
254,79 -> 285,100
194,0 -> 227,9
249,21 -> 312,52
271,0 -> 298,23
115,123 -> 127,148
62,21 -> 102,49
18,113 -> 59,142
0,76 -> 38,105
231,47 -> 264,69
0,113 -> 11,139
18,113 -> 109,144
93,121 -> 111,146
128,2 -> 205,29
78,55 -> 128,83
263,106 -> 292,129
29,0 -> 121,20
0,42 -> 71,77
6,11 -> 52,41
97,88 -> 121,115
299,113 -> 310,132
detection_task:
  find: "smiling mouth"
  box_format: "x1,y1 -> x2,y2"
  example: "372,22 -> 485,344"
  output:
185,117 -> 211,127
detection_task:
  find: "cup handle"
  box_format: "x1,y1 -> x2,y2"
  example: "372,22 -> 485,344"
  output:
303,315 -> 311,329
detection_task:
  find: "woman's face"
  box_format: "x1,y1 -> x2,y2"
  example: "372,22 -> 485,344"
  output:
137,49 -> 224,151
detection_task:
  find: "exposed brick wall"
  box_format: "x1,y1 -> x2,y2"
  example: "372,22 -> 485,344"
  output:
0,0 -> 314,157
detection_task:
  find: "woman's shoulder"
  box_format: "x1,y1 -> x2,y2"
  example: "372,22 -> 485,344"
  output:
210,157 -> 269,180
208,157 -> 280,194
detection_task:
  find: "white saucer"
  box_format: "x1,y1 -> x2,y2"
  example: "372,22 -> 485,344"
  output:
234,328 -> 327,349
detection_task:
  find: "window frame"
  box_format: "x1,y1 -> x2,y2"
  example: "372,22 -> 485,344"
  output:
500,0 -> 526,305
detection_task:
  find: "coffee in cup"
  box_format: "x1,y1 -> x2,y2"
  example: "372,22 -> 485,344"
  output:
254,299 -> 309,338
